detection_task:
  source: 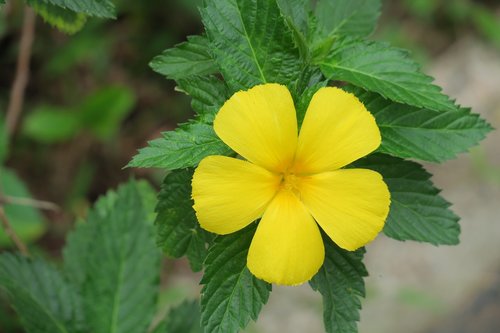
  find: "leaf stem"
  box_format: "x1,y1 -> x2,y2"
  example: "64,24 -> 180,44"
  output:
0,195 -> 59,211
0,205 -> 30,256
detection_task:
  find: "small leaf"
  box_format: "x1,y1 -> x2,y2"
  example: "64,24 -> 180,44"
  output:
276,0 -> 311,60
201,0 -> 301,92
0,253 -> 85,333
27,0 -> 116,18
314,0 -> 381,38
176,75 -> 230,123
78,86 -> 136,140
201,224 -> 271,333
22,106 -> 81,143
63,181 -> 161,333
320,38 -> 458,112
26,0 -> 87,34
128,121 -> 232,169
150,35 -> 219,80
353,154 -> 461,245
156,169 -> 209,272
310,236 -> 367,333
153,300 -> 202,333
349,87 -> 493,162
0,168 -> 46,246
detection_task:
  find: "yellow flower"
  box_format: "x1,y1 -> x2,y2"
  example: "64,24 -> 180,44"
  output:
192,83 -> 390,286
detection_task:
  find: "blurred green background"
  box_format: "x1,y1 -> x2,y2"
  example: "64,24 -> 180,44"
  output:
1,0 -> 499,332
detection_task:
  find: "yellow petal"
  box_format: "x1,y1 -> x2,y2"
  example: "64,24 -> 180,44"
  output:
293,87 -> 381,174
298,169 -> 390,251
192,156 -> 280,234
214,84 -> 297,173
247,190 -> 325,286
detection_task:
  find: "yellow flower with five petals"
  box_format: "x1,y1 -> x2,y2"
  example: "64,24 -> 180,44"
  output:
192,83 -> 390,286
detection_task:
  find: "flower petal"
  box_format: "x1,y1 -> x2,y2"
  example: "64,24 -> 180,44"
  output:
214,83 -> 297,173
294,87 -> 381,174
247,190 -> 325,286
298,169 -> 390,251
192,156 -> 280,235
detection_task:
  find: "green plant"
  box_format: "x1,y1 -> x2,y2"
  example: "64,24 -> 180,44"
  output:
0,0 -> 494,333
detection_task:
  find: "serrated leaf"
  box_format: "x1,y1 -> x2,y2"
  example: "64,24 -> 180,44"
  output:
319,38 -> 458,112
0,253 -> 85,333
28,0 -> 115,18
153,300 -> 202,333
27,0 -> 86,34
314,0 -> 381,38
150,35 -> 218,80
63,181 -> 161,333
0,168 -> 46,246
128,121 -> 232,169
176,75 -> 230,123
201,0 -> 301,92
349,88 -> 493,162
310,236 -> 367,333
201,224 -> 271,333
156,169 -> 209,272
353,154 -> 460,245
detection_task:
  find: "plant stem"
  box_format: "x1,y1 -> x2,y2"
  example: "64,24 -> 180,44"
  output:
0,205 -> 30,256
0,194 -> 59,211
5,6 -> 36,141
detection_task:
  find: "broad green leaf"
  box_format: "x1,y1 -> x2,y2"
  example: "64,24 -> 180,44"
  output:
78,86 -> 135,140
27,0 -> 86,34
156,169 -> 209,272
314,0 -> 381,38
63,181 -> 161,333
150,35 -> 218,80
201,224 -> 271,333
22,106 -> 81,143
0,253 -> 85,333
276,0 -> 311,60
153,300 -> 202,333
128,121 -> 232,169
353,154 -> 460,245
29,0 -> 115,18
200,0 -> 301,92
0,168 -> 46,246
310,237 -> 367,333
350,88 -> 493,162
319,38 -> 458,112
176,75 -> 230,123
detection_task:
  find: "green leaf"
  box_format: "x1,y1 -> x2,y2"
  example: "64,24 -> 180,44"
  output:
150,35 -> 218,80
310,236 -> 367,333
0,115 -> 8,163
200,0 -> 301,92
353,154 -> 460,245
349,87 -> 493,162
0,168 -> 46,246
0,253 -> 85,333
201,224 -> 271,333
128,121 -> 232,169
27,0 -> 87,34
154,300 -> 202,333
176,75 -> 230,123
156,169 -> 209,272
314,0 -> 381,38
63,181 -> 161,333
276,0 -> 311,60
320,38 -> 458,112
22,106 -> 81,143
28,0 -> 115,18
78,86 -> 136,140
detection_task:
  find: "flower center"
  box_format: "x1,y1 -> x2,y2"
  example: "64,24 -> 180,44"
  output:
280,172 -> 301,197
